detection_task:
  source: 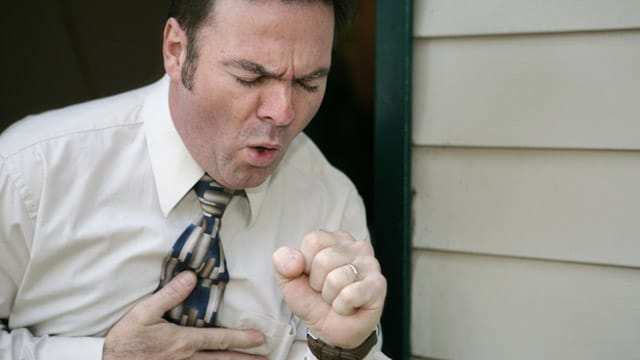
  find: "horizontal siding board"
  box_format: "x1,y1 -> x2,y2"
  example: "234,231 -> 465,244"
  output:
412,147 -> 640,268
412,31 -> 640,149
414,0 -> 640,37
411,251 -> 640,360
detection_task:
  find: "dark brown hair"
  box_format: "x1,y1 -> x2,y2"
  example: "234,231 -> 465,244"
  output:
168,0 -> 358,89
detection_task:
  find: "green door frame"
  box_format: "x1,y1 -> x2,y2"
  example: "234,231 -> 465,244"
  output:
373,0 -> 413,359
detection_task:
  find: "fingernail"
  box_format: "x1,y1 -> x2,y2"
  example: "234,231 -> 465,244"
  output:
177,271 -> 195,286
256,332 -> 266,345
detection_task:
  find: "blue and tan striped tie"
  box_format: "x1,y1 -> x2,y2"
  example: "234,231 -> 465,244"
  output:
160,174 -> 233,327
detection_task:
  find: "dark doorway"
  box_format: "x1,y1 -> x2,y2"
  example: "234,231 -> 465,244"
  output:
0,1 -> 168,130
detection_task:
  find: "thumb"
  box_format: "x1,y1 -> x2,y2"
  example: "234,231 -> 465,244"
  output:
272,246 -> 327,325
272,246 -> 305,286
140,271 -> 197,321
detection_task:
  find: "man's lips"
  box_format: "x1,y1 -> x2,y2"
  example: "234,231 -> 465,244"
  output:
250,142 -> 281,153
251,143 -> 280,151
245,143 -> 281,167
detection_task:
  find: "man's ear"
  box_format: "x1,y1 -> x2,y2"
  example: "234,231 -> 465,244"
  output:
163,18 -> 188,83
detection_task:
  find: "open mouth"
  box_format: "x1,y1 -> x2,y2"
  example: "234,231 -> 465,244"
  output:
252,144 -> 279,153
246,145 -> 280,167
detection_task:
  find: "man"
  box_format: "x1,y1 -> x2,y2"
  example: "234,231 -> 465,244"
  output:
0,0 -> 388,359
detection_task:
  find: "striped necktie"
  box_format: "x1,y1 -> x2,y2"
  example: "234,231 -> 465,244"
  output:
160,174 -> 233,327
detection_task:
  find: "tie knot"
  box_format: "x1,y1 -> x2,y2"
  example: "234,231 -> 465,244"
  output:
194,174 -> 233,217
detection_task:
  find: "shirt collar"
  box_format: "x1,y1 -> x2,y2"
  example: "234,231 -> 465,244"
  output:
142,76 -> 203,216
244,176 -> 269,225
142,75 -> 268,221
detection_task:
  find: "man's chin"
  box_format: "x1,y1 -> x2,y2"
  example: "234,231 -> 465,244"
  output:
221,169 -> 273,190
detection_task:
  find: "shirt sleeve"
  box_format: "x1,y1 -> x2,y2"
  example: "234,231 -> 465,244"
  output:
0,156 -> 33,317
0,326 -> 105,360
0,157 -> 105,360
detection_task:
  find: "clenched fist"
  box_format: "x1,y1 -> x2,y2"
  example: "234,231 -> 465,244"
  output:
272,230 -> 387,349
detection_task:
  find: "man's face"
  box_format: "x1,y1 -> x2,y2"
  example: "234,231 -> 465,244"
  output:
167,0 -> 335,190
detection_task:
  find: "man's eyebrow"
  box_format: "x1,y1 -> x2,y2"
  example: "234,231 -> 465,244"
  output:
225,59 -> 282,78
224,59 -> 330,81
297,68 -> 330,82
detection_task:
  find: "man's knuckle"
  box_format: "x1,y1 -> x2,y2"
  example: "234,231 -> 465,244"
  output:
369,273 -> 388,295
216,333 -> 233,350
340,286 -> 359,305
361,256 -> 381,272
303,231 -> 323,248
351,239 -> 373,254
314,249 -> 333,266
325,271 -> 341,289
168,333 -> 191,354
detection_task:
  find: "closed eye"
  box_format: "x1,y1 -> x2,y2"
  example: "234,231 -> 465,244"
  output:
296,80 -> 319,93
235,76 -> 265,87
237,76 -> 319,93
295,70 -> 327,94
296,80 -> 320,93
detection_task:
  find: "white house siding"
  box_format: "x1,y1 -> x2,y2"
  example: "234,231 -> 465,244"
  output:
410,1 -> 640,359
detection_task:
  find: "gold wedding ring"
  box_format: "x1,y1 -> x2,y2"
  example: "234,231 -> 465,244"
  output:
347,263 -> 359,281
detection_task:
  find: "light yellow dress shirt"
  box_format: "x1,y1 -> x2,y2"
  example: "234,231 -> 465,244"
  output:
0,77 -> 386,359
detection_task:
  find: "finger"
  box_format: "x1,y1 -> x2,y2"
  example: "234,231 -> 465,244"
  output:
136,271 -> 196,322
321,263 -> 359,304
272,246 -> 305,284
272,247 -> 331,325
308,247 -> 351,292
179,327 -> 265,352
322,255 -> 383,302
331,273 -> 387,315
299,230 -> 347,273
313,239 -> 377,292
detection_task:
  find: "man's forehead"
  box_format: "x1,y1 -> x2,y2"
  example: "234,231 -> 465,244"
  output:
201,0 -> 334,68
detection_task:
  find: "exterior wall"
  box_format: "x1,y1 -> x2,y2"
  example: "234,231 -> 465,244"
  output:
410,1 -> 640,359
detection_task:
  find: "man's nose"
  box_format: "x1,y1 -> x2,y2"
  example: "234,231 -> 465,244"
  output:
257,83 -> 295,126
